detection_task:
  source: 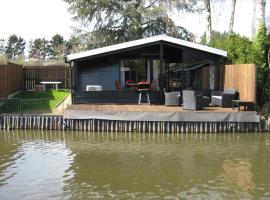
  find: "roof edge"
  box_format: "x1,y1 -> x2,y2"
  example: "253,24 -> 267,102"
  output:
67,35 -> 227,61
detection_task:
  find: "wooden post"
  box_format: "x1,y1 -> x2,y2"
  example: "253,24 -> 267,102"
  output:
72,62 -> 77,104
160,43 -> 165,90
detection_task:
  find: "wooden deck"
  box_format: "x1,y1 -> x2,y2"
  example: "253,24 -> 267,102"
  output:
68,104 -> 246,113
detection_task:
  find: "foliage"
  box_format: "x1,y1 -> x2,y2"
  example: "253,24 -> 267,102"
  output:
5,34 -> 26,60
201,31 -> 254,64
201,23 -> 269,104
267,33 -> 270,68
0,38 -> 5,54
50,34 -> 67,59
28,34 -> 81,60
29,38 -> 52,60
64,0 -> 201,48
225,34 -> 254,64
252,22 -> 268,103
65,34 -> 89,53
253,23 -> 267,69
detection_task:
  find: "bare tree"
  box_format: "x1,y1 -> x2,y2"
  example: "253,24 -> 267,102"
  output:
229,0 -> 237,33
204,0 -> 212,44
252,0 -> 266,36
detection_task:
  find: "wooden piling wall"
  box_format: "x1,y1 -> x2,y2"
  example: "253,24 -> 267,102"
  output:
0,115 -> 263,133
0,115 -> 63,131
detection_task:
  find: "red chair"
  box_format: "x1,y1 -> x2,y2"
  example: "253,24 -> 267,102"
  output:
115,80 -> 122,91
150,80 -> 157,91
126,80 -> 138,91
126,79 -> 134,86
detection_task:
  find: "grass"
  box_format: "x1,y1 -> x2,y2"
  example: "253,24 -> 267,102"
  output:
13,90 -> 69,100
0,90 -> 70,114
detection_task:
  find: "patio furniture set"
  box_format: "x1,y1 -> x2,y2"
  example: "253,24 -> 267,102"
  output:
165,88 -> 255,111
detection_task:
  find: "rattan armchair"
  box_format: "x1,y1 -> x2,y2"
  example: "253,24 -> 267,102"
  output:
211,88 -> 236,107
183,90 -> 205,110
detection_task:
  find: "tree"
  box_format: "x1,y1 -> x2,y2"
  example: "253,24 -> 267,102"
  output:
253,22 -> 268,103
50,34 -> 66,59
5,34 -> 25,60
229,0 -> 236,33
64,0 -> 200,48
267,33 -> 270,68
204,0 -> 212,44
201,31 -> 254,64
0,38 -> 5,54
225,34 -> 254,64
29,38 -> 52,60
65,34 -> 88,54
252,0 -> 266,37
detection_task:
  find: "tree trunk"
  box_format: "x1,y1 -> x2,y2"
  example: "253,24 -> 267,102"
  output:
267,47 -> 270,68
204,0 -> 212,44
229,0 -> 236,33
254,0 -> 266,34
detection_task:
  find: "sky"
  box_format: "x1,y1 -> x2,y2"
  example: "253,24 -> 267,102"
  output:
0,0 -> 75,42
0,0 -> 269,44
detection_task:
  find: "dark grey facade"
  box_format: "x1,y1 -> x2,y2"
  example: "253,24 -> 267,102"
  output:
69,38 -> 226,104
77,60 -> 119,91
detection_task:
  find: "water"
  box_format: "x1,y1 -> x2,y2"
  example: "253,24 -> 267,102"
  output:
0,131 -> 269,200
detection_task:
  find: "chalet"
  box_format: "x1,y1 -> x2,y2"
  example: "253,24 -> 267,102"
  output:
67,35 -> 227,104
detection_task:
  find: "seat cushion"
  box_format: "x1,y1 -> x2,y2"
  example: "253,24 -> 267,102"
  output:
212,95 -> 222,100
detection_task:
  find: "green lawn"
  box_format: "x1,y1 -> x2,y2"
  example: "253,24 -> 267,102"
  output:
0,90 -> 70,114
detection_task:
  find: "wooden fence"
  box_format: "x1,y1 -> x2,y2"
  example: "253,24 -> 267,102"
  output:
223,64 -> 256,103
23,65 -> 70,90
0,62 -> 23,99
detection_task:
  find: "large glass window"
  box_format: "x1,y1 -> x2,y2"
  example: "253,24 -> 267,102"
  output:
120,59 -> 152,89
125,60 -> 147,83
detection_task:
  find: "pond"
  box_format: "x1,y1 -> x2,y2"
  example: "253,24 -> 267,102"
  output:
0,131 -> 269,199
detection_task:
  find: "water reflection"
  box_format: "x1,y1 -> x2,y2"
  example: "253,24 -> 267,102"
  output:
0,131 -> 269,199
222,159 -> 255,199
0,132 -> 74,199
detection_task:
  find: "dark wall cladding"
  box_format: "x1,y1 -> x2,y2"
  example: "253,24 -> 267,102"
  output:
73,91 -> 164,104
77,61 -> 119,91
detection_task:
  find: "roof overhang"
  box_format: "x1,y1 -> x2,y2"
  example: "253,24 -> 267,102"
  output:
67,35 -> 227,62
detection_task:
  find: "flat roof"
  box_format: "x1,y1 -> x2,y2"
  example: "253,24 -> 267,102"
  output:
67,35 -> 227,61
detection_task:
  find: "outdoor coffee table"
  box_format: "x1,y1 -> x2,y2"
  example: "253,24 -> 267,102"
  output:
232,100 -> 254,111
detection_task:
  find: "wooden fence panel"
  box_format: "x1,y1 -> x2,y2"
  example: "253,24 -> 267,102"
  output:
0,62 -> 23,99
224,64 -> 256,103
0,66 -> 8,98
202,66 -> 210,90
23,65 -> 70,90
